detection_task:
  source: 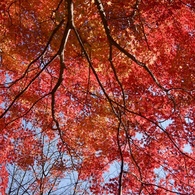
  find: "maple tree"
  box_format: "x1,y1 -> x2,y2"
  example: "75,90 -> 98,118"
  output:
0,0 -> 195,194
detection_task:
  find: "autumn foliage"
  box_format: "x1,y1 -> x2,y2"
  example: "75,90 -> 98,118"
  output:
0,0 -> 195,194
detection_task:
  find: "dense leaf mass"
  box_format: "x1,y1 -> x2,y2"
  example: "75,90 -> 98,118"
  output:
0,0 -> 195,194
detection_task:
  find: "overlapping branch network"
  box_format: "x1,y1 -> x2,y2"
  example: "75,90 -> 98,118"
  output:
0,0 -> 194,194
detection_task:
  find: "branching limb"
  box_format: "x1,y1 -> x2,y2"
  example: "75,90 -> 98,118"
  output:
109,45 -> 126,110
0,53 -> 58,119
116,114 -> 124,195
0,20 -> 64,89
94,0 -> 167,92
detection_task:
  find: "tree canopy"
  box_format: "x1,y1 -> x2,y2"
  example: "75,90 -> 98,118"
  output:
0,0 -> 195,194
